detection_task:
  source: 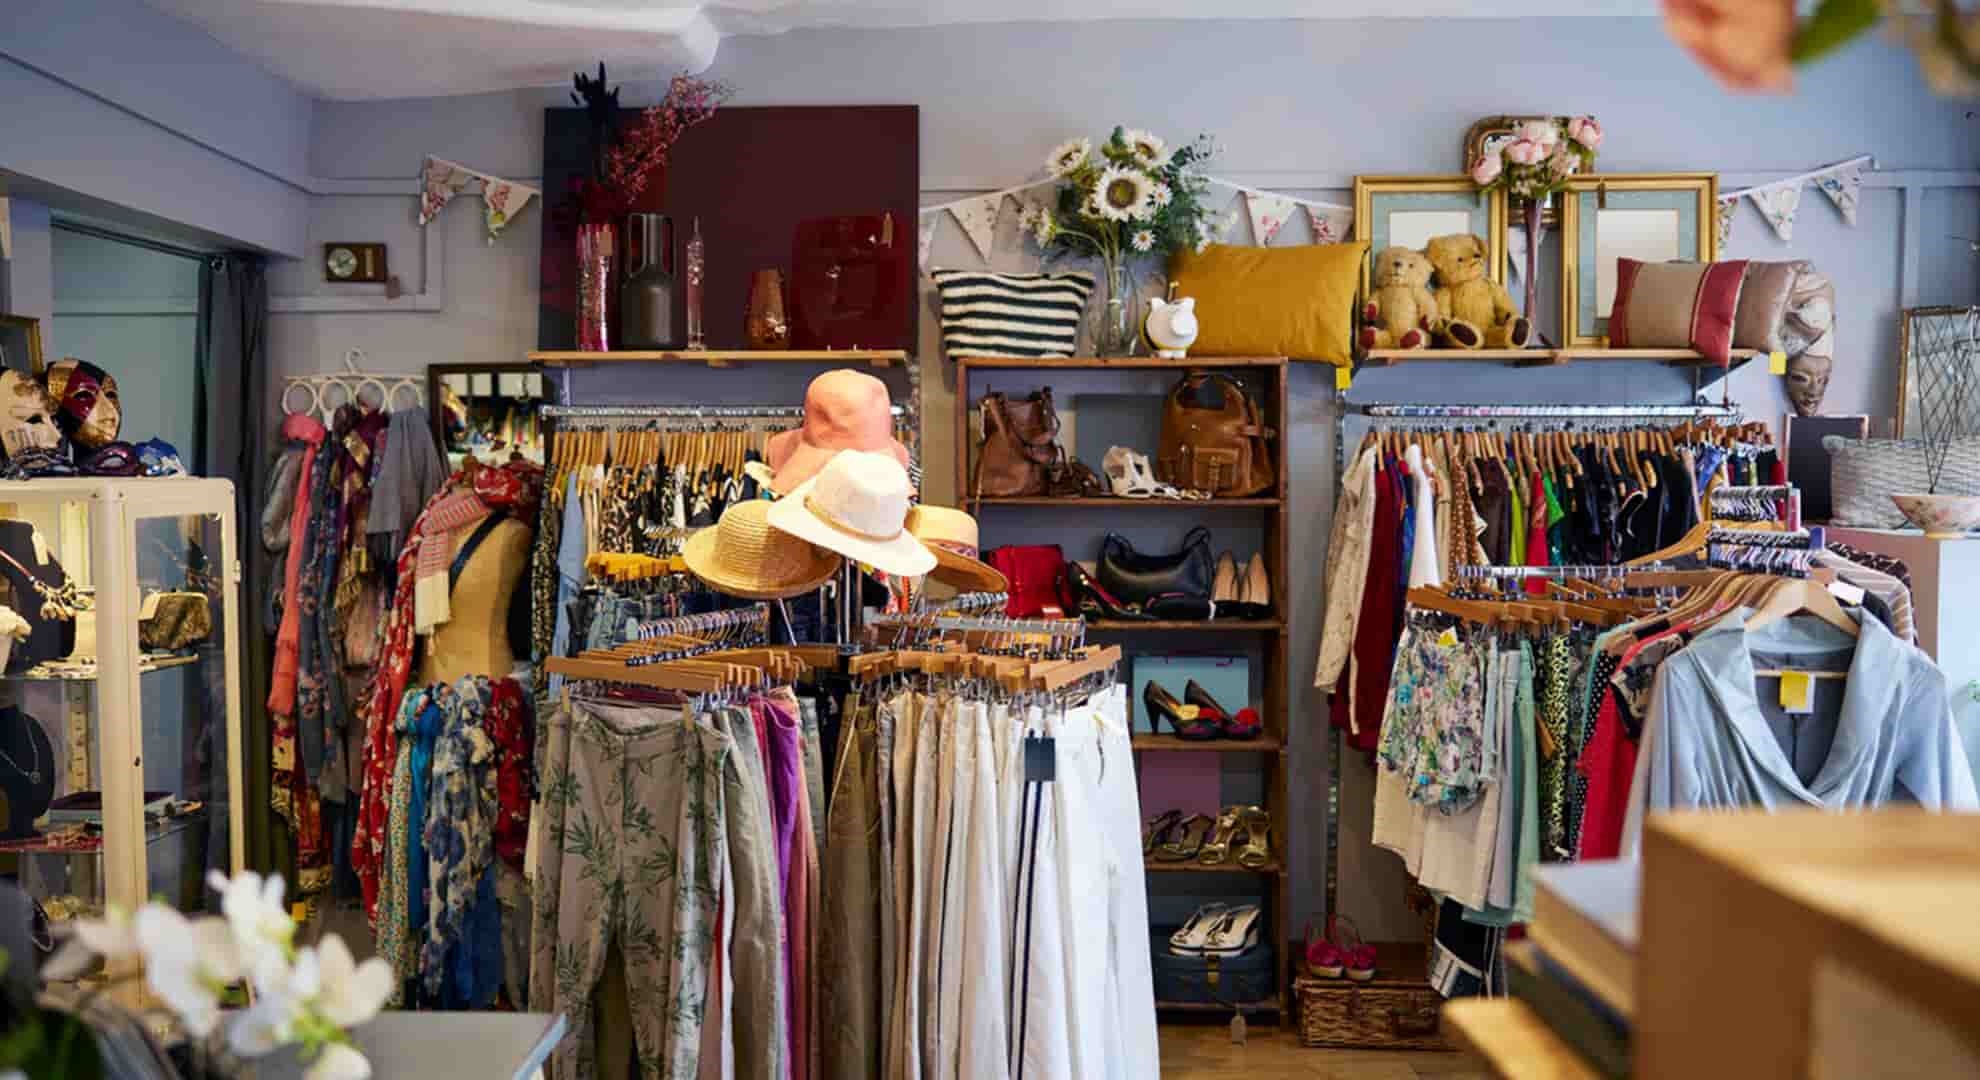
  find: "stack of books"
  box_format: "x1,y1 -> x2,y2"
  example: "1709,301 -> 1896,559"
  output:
1512,860 -> 1641,1079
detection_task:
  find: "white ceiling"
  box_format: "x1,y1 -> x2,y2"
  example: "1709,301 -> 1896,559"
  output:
147,0 -> 1666,101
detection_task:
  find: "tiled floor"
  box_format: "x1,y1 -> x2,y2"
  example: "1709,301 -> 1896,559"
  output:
1160,1023 -> 1489,1079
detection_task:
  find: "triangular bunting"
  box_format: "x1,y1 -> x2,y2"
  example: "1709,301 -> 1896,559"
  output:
0,197 -> 10,261
948,193 -> 1004,261
1747,182 -> 1803,242
418,156 -> 541,242
1814,160 -> 1862,226
1716,197 -> 1736,250
1306,204 -> 1351,245
1245,191 -> 1299,246
917,213 -> 939,271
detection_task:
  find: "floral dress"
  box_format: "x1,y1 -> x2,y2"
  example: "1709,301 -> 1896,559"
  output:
1379,623 -> 1489,814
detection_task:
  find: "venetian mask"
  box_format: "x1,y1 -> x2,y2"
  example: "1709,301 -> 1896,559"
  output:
0,372 -> 62,459
42,360 -> 121,449
1779,266 -> 1836,417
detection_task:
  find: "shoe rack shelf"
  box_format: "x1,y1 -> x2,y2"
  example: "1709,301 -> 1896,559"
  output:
955,354 -> 1294,1018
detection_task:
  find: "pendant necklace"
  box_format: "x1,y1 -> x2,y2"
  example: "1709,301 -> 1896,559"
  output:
0,722 -> 43,786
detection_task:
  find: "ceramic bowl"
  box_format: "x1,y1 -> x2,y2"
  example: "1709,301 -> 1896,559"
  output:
1889,493 -> 1980,538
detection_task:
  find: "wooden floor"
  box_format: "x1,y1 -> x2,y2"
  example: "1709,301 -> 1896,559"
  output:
1160,1023 -> 1490,1079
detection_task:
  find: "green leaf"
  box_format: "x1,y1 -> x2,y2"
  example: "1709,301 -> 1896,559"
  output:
1792,0 -> 1883,64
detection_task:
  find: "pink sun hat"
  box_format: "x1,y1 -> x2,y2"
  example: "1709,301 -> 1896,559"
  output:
765,369 -> 912,494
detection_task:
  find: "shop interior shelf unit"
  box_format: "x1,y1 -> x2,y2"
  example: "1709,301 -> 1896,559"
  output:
528,349 -> 906,369
955,353 -> 1293,1016
1358,346 -> 1762,369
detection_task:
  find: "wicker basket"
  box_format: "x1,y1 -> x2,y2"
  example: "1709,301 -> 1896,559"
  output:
1295,941 -> 1453,1051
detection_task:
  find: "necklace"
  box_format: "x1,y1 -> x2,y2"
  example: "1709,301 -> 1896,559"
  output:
0,721 -> 43,786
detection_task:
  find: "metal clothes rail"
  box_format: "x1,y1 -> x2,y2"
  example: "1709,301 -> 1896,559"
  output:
540,404 -> 907,420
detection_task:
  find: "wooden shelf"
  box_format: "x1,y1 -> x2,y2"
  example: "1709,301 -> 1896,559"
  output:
529,349 -> 906,368
956,355 -> 1287,369
1444,999 -> 1601,1080
1361,346 -> 1760,369
1145,858 -> 1283,875
970,496 -> 1282,507
1089,619 -> 1283,632
1131,734 -> 1284,753
1154,997 -> 1282,1014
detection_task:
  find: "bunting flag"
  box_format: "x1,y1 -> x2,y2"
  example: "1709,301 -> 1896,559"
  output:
1716,197 -> 1737,250
917,214 -> 939,272
949,193 -> 1005,262
1747,183 -> 1804,243
1307,204 -> 1352,245
0,197 -> 10,261
418,156 -> 540,243
1814,158 -> 1863,226
1245,191 -> 1300,246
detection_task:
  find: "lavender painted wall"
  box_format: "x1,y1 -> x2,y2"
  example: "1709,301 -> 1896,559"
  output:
283,17 -> 1979,939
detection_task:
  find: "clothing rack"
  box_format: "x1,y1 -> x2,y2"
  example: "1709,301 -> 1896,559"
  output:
1711,484 -> 1803,531
915,590 -> 1009,615
866,611 -> 1087,638
630,604 -> 771,641
1709,525 -> 1825,549
541,404 -> 908,420
1455,564 -> 1647,582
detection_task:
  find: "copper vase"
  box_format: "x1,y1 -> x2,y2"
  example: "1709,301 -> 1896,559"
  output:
746,269 -> 790,349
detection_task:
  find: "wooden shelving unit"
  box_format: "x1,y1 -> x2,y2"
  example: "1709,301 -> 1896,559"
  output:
956,353 -> 1294,1018
1444,999 -> 1600,1080
1361,345 -> 1760,369
528,348 -> 906,368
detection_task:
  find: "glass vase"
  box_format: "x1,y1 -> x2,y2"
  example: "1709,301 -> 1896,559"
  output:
1095,260 -> 1138,357
576,222 -> 614,352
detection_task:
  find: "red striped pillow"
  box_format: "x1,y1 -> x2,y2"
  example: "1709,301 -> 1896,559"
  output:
1608,258 -> 1748,367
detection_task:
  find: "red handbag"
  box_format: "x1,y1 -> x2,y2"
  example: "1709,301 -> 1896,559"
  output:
988,545 -> 1071,618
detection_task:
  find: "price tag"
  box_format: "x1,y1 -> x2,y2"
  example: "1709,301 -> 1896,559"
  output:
1768,350 -> 1788,375
1778,670 -> 1814,714
1827,579 -> 1866,606
1335,365 -> 1352,391
1436,627 -> 1459,649
139,591 -> 163,620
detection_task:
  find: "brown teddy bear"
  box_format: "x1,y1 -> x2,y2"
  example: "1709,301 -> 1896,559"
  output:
1426,233 -> 1531,349
1359,245 -> 1437,351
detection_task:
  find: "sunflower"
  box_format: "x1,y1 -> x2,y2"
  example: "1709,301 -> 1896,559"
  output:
1046,138 -> 1091,178
1092,165 -> 1155,222
1121,128 -> 1169,167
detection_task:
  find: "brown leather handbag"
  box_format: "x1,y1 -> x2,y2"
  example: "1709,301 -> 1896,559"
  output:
973,389 -> 1064,498
1156,372 -> 1276,497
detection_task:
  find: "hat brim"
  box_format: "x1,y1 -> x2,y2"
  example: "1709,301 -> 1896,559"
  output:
680,522 -> 845,600
766,486 -> 937,579
768,437 -> 915,496
928,546 -> 1008,593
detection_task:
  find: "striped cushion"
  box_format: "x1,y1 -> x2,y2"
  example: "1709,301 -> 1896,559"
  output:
1608,258 -> 1748,367
932,270 -> 1093,358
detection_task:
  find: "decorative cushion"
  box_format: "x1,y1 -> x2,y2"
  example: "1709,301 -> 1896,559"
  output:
1607,258 -> 1748,366
1732,259 -> 1806,352
1167,241 -> 1367,366
1824,435 -> 1980,528
931,270 -> 1093,358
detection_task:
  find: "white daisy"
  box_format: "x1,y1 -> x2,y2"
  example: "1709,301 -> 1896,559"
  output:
1131,230 -> 1156,253
1093,165 -> 1156,222
1121,128 -> 1169,167
1028,207 -> 1058,245
1046,138 -> 1091,178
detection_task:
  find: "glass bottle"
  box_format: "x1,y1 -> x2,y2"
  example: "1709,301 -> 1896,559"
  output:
618,213 -> 677,350
685,217 -> 707,351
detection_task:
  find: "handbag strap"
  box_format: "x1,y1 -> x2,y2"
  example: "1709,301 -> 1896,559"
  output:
1101,532 -> 1135,560
1180,525 -> 1214,555
449,511 -> 509,591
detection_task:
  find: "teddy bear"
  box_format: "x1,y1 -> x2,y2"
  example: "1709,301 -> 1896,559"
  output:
1425,233 -> 1531,350
1359,245 -> 1438,351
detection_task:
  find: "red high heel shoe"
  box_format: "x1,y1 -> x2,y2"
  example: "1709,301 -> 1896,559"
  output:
1184,680 -> 1263,740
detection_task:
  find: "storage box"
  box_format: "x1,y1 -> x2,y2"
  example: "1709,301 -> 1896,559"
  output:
1295,943 -> 1453,1051
1150,929 -> 1276,1009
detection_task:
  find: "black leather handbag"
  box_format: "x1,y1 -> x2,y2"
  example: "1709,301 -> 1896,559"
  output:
1096,527 -> 1215,619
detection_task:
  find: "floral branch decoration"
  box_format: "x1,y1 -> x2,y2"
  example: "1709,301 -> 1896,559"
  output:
569,67 -> 732,222
1469,116 -> 1601,202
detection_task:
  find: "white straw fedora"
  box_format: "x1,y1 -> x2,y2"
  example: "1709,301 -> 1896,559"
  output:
767,450 -> 936,578
683,498 -> 844,599
905,505 -> 1007,593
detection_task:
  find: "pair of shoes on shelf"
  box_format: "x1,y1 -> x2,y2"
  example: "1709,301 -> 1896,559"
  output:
1142,681 -> 1262,740
1103,446 -> 1210,500
1065,562 -> 1153,621
1169,902 -> 1264,958
1211,552 -> 1271,619
1198,805 -> 1273,869
1303,914 -> 1377,981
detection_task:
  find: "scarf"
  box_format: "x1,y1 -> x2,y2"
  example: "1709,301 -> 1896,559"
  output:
268,412 -> 328,715
411,492 -> 490,637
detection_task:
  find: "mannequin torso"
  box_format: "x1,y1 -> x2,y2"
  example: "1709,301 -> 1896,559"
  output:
419,517 -> 531,686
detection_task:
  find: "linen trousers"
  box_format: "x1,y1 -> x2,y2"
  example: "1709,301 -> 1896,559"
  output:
716,706 -> 787,1080
820,695 -> 882,1080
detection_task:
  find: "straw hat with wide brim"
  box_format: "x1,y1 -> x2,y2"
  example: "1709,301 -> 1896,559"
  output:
767,449 -> 936,578
682,498 -> 844,600
905,505 -> 1007,593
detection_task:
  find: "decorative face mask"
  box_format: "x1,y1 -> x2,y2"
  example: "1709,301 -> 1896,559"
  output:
42,360 -> 121,449
0,372 -> 62,459
1780,266 -> 1837,417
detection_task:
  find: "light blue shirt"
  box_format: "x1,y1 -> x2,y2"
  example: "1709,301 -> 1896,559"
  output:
547,473 -> 585,693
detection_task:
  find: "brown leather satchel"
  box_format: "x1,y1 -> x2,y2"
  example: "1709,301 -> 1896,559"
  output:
973,389 -> 1063,498
1156,372 -> 1276,497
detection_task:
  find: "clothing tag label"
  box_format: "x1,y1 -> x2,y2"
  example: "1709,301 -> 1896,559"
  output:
1436,627 -> 1459,649
1779,670 -> 1814,714
1024,736 -> 1056,783
1335,366 -> 1352,391
139,592 -> 163,621
1827,579 -> 1866,606
1768,350 -> 1789,375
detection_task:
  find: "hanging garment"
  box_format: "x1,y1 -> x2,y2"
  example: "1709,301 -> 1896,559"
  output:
368,406 -> 448,573
714,705 -> 788,1080
1316,445 -> 1378,693
1405,444 -> 1441,590
821,695 -> 883,1080
420,677 -> 502,1008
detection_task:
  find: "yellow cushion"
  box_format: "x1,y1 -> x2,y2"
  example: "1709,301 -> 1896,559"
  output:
1167,241 -> 1367,366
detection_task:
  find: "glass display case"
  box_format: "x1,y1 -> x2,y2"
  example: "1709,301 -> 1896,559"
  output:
0,479 -> 243,953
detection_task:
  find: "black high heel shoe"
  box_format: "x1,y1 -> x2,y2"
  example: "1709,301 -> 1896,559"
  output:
1067,563 -> 1151,621
1144,682 -> 1219,740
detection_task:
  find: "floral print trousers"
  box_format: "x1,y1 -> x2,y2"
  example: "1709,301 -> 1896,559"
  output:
530,697 -> 732,1079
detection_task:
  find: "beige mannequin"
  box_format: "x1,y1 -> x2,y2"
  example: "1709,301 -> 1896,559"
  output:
419,517 -> 532,686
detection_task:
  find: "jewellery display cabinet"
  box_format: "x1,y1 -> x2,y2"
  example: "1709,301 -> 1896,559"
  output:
0,479 -> 244,957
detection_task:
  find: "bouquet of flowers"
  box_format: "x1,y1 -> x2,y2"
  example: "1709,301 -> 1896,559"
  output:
1022,126 -> 1220,265
1469,117 -> 1602,203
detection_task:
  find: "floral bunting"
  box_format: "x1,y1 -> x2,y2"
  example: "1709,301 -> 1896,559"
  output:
949,193 -> 1005,261
1245,191 -> 1300,245
1307,204 -> 1351,245
1814,159 -> 1862,226
1718,155 -> 1871,247
917,214 -> 939,271
0,197 -> 10,261
1716,197 -> 1737,249
418,156 -> 540,243
1747,182 -> 1804,242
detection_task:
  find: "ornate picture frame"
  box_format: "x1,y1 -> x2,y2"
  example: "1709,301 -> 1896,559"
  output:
0,315 -> 44,375
1559,173 -> 1719,347
1351,175 -> 1507,296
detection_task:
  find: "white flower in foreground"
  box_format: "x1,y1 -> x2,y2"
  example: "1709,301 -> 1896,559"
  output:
42,906 -> 139,980
211,869 -> 294,982
1131,230 -> 1155,253
137,908 -> 241,1038
311,934 -> 393,1029
1149,183 -> 1172,208
1046,138 -> 1090,178
228,993 -> 302,1058
306,1042 -> 373,1080
1093,165 -> 1155,222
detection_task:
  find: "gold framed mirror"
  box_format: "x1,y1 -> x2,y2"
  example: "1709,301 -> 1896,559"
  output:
1351,175 -> 1507,296
1559,173 -> 1719,347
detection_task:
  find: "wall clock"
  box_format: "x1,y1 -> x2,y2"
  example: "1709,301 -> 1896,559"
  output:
323,243 -> 388,283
